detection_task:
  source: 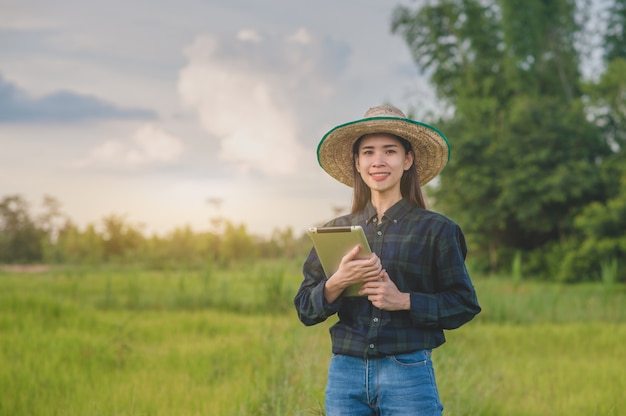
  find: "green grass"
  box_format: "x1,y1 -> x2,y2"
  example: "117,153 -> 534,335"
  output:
0,263 -> 624,415
438,322 -> 625,415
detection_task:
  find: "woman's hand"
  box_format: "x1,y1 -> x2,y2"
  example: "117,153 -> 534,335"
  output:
359,270 -> 411,311
323,244 -> 383,303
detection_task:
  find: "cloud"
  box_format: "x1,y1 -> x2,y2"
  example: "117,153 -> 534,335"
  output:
0,73 -> 157,123
177,28 -> 349,175
287,27 -> 313,45
237,29 -> 262,43
75,124 -> 185,169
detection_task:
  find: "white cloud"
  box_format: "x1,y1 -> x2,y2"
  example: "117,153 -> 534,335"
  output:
177,33 -> 310,175
287,27 -> 312,45
75,124 -> 185,169
237,29 -> 262,43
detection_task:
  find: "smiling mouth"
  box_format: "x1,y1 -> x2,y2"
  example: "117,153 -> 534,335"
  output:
370,172 -> 390,179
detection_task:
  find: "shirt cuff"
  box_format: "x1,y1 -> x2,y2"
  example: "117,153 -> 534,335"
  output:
409,292 -> 439,328
311,279 -> 341,317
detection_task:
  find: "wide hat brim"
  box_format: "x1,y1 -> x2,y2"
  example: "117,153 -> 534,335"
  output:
317,115 -> 450,187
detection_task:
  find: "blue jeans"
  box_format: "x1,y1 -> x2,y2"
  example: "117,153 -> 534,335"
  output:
325,350 -> 443,416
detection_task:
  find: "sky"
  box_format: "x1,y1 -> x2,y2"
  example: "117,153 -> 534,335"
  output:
0,0 -> 441,237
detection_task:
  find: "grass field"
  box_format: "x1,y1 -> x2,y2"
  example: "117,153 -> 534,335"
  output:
1,261 -> 624,415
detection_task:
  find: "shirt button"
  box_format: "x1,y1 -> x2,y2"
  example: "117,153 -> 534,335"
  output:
369,344 -> 375,349
373,317 -> 379,323
377,230 -> 382,236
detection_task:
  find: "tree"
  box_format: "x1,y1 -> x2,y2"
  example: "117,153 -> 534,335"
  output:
37,195 -> 68,243
560,167 -> 626,282
53,222 -> 105,265
605,0 -> 626,62
0,194 -> 43,263
101,214 -> 144,261
557,0 -> 626,282
219,221 -> 257,265
392,0 -> 614,276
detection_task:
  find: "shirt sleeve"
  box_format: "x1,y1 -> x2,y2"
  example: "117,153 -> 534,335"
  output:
294,247 -> 343,326
409,223 -> 481,329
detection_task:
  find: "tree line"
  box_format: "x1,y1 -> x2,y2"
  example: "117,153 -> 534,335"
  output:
392,0 -> 626,282
0,194 -> 311,268
2,1 -> 625,283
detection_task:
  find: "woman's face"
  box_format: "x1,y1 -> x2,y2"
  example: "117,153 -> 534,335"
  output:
355,134 -> 414,197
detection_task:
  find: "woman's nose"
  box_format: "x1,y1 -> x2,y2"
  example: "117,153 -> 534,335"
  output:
372,154 -> 386,166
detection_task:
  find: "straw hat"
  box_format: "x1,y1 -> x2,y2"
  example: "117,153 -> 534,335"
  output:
317,105 -> 450,187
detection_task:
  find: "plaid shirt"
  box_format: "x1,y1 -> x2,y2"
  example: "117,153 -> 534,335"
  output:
294,198 -> 481,358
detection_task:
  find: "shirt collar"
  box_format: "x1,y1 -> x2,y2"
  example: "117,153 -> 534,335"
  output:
363,198 -> 413,225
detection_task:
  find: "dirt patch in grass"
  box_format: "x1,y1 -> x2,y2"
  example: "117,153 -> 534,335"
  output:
1,264 -> 51,273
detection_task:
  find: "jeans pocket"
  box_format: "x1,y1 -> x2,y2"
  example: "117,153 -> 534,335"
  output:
389,350 -> 431,367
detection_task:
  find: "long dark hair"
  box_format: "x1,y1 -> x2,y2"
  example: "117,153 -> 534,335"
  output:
350,134 -> 427,213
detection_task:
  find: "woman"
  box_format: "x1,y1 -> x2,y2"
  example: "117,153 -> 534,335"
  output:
294,105 -> 481,415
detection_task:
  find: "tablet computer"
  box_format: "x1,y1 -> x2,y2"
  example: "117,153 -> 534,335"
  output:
307,225 -> 372,296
